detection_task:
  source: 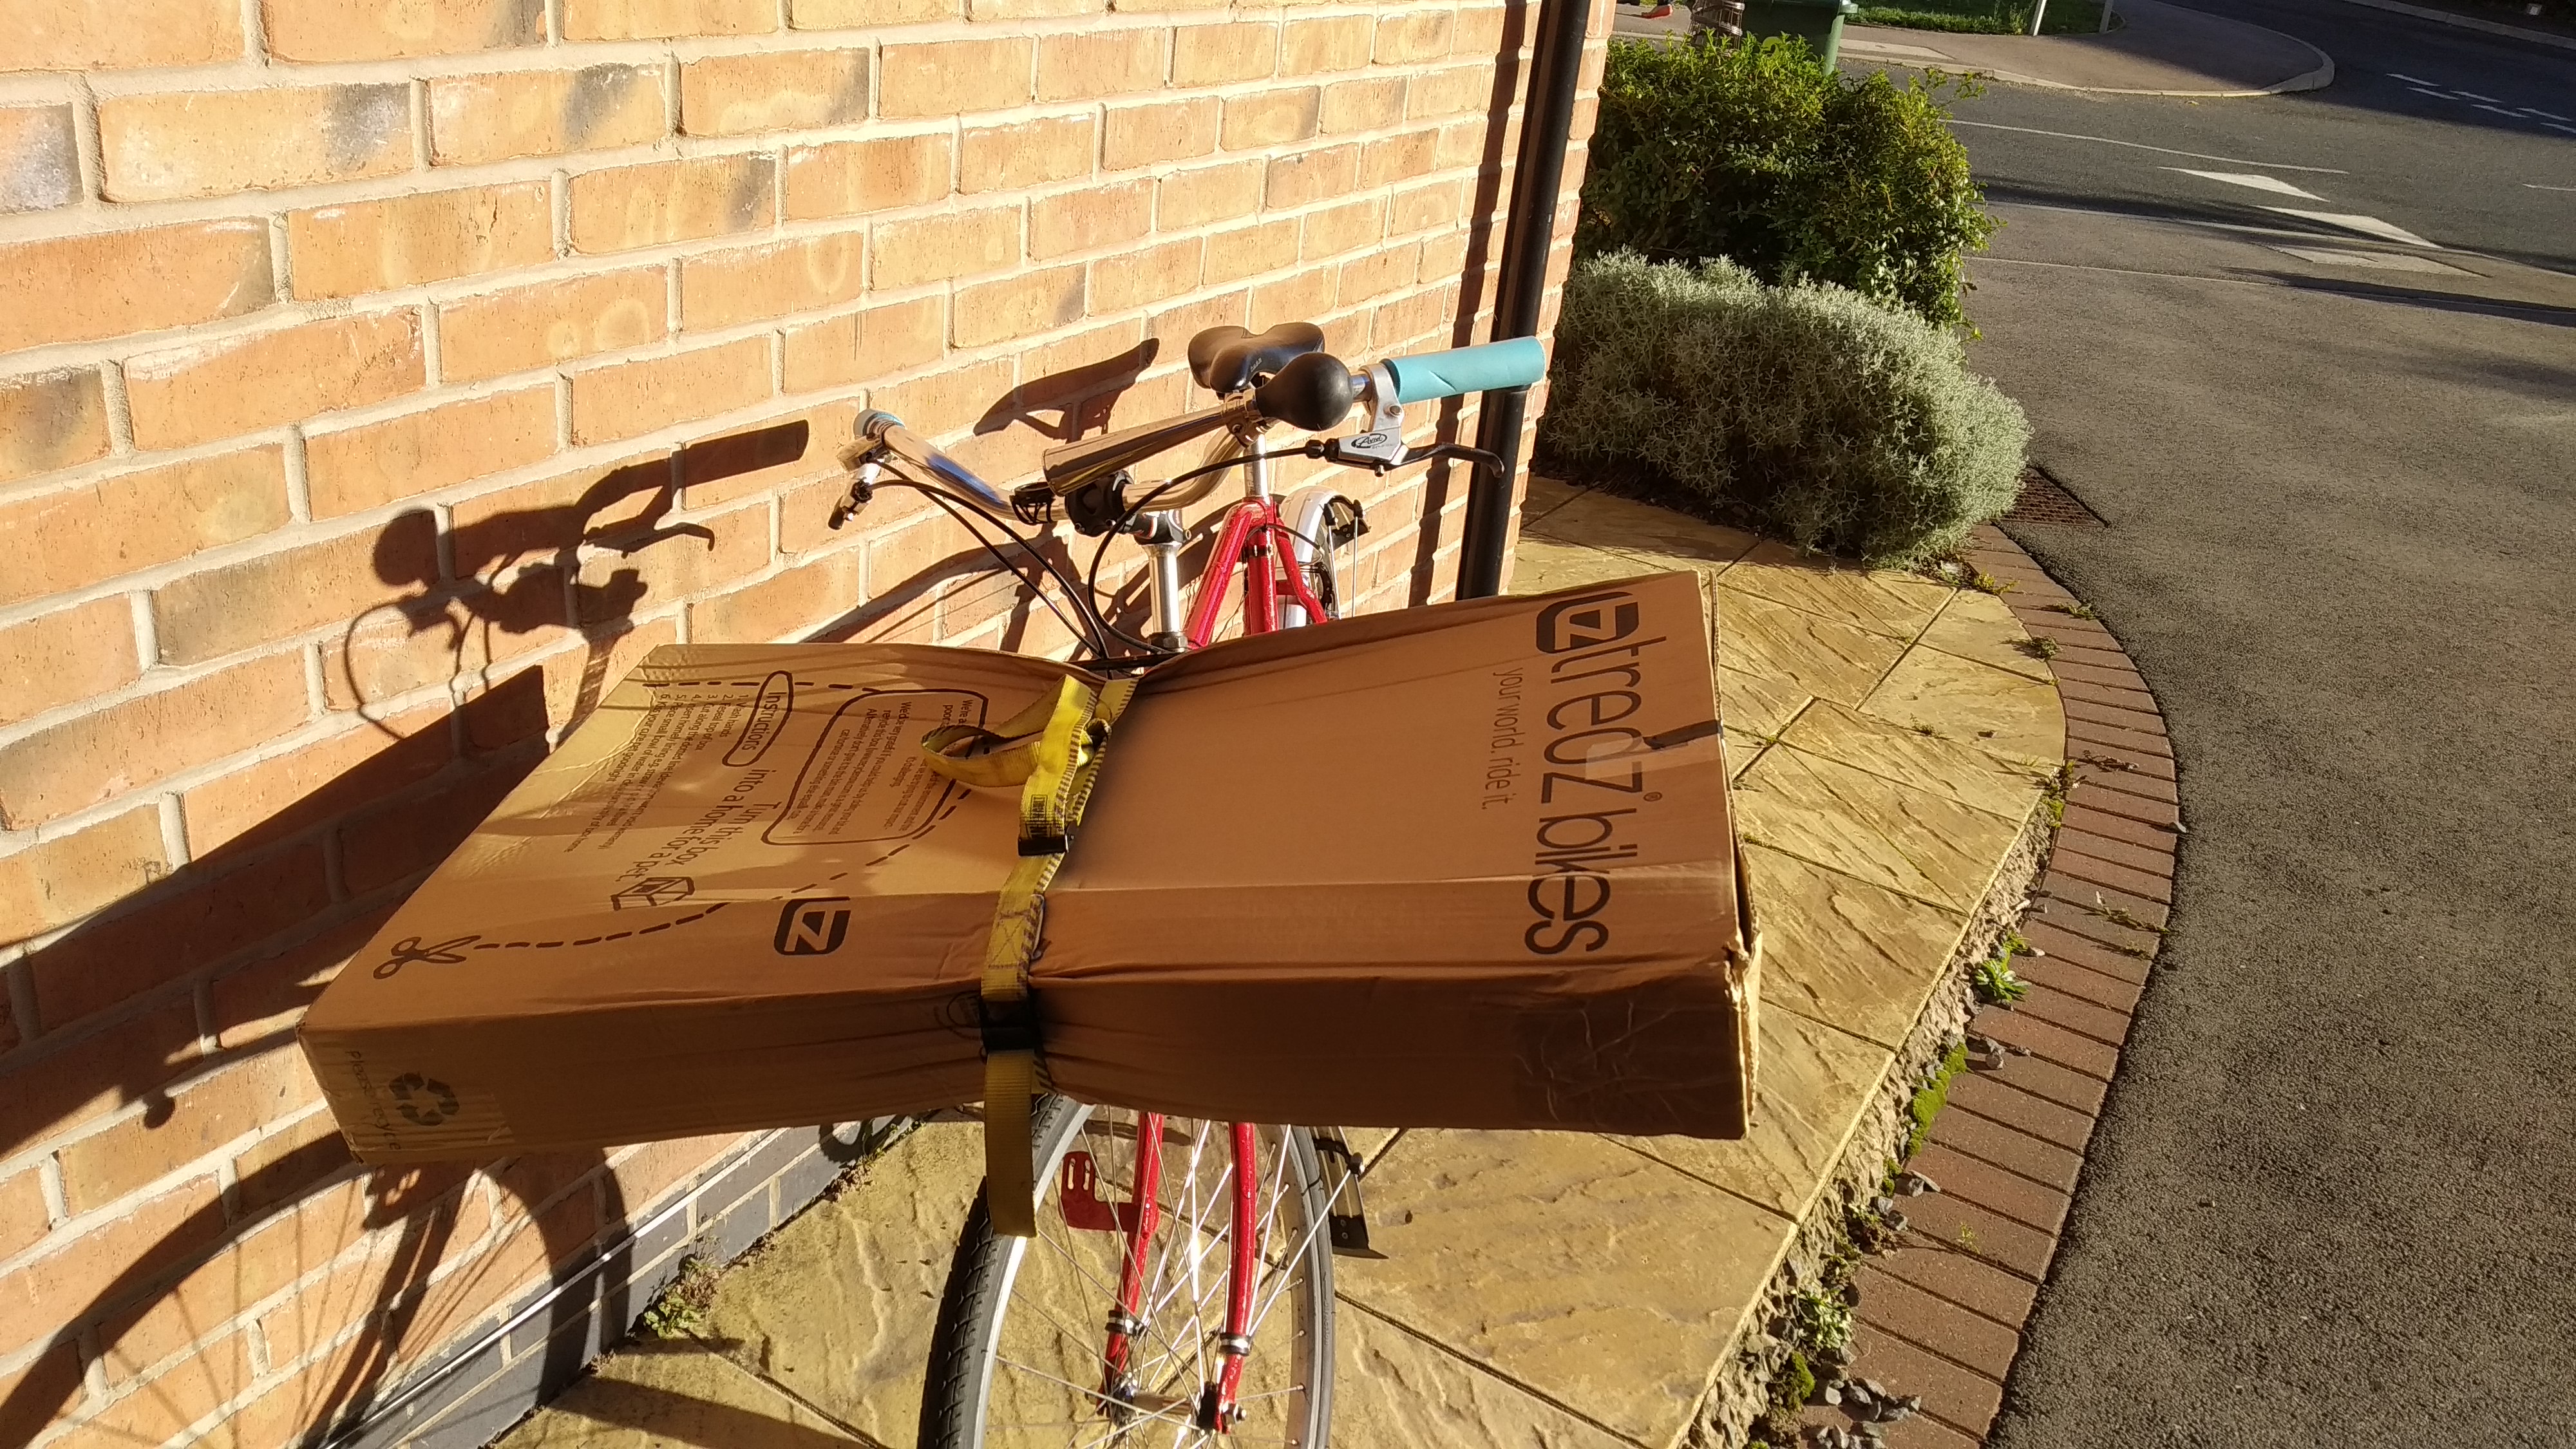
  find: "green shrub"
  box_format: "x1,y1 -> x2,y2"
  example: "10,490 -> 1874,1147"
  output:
1540,252 -> 2029,566
1578,35 -> 1996,328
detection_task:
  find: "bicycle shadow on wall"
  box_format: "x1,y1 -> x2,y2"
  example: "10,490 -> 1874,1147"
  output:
0,418 -> 887,1449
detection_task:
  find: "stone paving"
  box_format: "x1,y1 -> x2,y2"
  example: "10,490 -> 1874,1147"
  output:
491,480 -> 2079,1449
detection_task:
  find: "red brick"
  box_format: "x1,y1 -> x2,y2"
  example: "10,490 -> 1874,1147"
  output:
1908,1142 -> 2069,1235
681,234 -> 866,330
680,48 -> 867,137
961,113 -> 1095,193
2023,904 -> 2160,973
2065,780 -> 2178,829
1037,28 -> 1166,100
1894,1191 -> 2054,1283
59,1050 -> 319,1217
2067,724 -> 2173,771
0,597 -> 139,729
2063,693 -> 2166,738
305,386 -> 560,518
439,267 -> 668,383
0,1340 -> 82,1449
569,155 -> 777,255
2049,656 -> 2149,692
0,1175 -> 223,1361
563,0 -> 775,38
1855,1264 -> 2022,1379
209,909 -> 388,1053
1957,1048 -> 2107,1122
153,511 -> 439,667
11,0 -> 242,69
781,296 -> 947,393
2050,822 -> 2171,877
100,84 -> 412,202
0,448 -> 290,610
0,652 -> 307,829
1878,1233 -> 2039,1327
1973,1003 -> 2118,1081
28,840 -> 331,1032
1944,1075 -> 2096,1158
568,337 -> 774,446
428,63 -> 667,167
2016,952 -> 2141,1014
265,0 -> 540,59
1926,1099 -> 2087,1195
2011,981 -> 2132,1050
782,132 -> 953,221
1848,1321 -> 2003,1437
878,37 -> 1034,117
2049,845 -> 2172,906
126,312 -> 425,453
0,366 -> 110,484
2041,870 -> 2168,931
0,221 -> 273,354
338,746 -> 542,896
285,183 -> 553,299
2056,675 -> 2157,714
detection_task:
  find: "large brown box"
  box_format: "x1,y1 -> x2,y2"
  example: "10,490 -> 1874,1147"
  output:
301,571 -> 1759,1163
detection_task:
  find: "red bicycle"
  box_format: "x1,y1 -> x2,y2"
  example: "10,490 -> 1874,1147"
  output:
831,321 -> 1546,1448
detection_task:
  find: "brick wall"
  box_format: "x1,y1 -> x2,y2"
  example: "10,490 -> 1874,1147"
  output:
0,0 -> 1604,1442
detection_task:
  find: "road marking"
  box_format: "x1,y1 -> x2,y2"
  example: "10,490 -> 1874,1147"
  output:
2262,209 -> 2437,247
2384,71 -> 2434,83
2474,104 -> 2523,117
2552,123 -> 2576,137
1946,120 -> 2347,173
2164,168 -> 2325,200
2408,86 -> 2453,99
2528,108 -> 2571,121
2271,245 -> 2470,274
2456,90 -> 2502,102
2527,183 -> 2576,192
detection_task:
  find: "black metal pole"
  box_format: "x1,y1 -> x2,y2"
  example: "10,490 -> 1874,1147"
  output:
1458,0 -> 1594,599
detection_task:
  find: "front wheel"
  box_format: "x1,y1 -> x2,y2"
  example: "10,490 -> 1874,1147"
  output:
919,1099 -> 1336,1448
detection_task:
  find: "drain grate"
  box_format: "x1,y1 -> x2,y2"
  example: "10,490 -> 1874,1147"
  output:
2005,464 -> 2106,529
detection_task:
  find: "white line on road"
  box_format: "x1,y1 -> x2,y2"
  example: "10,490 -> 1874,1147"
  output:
2475,104 -> 2524,117
2262,209 -> 2438,247
2164,168 -> 2325,200
2272,245 -> 2470,274
2384,71 -> 2434,84
2528,184 -> 2576,192
2456,90 -> 2502,102
2552,123 -> 2576,137
2528,108 -> 2572,122
1946,120 -> 2349,173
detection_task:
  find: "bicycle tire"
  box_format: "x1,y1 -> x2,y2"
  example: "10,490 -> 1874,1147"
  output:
919,1097 -> 1336,1448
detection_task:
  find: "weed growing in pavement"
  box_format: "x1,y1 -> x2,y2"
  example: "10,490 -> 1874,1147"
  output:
2037,761 -> 2077,826
1971,951 -> 2031,1007
2020,636 -> 2060,660
2049,600 -> 2099,621
2075,751 -> 2136,773
2085,896 -> 2165,935
1964,569 -> 2015,596
1906,1039 -> 1973,1159
639,1255 -> 719,1339
1956,1225 -> 1980,1250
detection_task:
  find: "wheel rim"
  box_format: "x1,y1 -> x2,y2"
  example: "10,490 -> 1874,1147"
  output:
967,1109 -> 1331,1448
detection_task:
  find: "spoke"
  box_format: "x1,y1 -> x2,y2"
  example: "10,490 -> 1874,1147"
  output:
1029,1209 -> 1198,1372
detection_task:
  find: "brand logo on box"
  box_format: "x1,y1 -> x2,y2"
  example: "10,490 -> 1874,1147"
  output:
1535,591 -> 1640,653
775,897 -> 853,955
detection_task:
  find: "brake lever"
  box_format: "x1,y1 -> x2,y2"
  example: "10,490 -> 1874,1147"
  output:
828,459 -> 882,531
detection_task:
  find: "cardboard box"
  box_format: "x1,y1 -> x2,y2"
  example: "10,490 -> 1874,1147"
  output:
301,570 -> 1758,1163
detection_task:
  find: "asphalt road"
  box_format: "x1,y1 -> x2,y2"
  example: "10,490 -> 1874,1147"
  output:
1911,6 -> 2576,1446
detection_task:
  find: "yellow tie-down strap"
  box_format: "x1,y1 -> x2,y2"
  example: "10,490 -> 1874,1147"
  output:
919,674 -> 1138,1238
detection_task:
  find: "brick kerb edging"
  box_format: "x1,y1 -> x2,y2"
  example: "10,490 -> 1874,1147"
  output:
1803,524 -> 2181,1449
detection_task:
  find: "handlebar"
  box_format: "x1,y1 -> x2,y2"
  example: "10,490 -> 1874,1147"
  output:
853,410 -> 1009,509
1379,337 -> 1548,404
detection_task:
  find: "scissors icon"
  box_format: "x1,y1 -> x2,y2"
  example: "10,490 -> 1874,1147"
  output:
374,934 -> 480,978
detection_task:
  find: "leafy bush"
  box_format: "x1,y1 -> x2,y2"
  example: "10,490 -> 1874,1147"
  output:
1578,35 -> 1996,328
1540,252 -> 2029,566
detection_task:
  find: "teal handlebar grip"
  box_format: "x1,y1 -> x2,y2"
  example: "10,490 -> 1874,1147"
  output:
1381,337 -> 1547,404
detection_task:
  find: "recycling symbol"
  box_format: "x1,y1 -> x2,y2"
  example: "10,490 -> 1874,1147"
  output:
389,1073 -> 459,1127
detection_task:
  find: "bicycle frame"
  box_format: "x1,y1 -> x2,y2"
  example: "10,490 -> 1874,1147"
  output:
1099,421 -> 1313,1433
